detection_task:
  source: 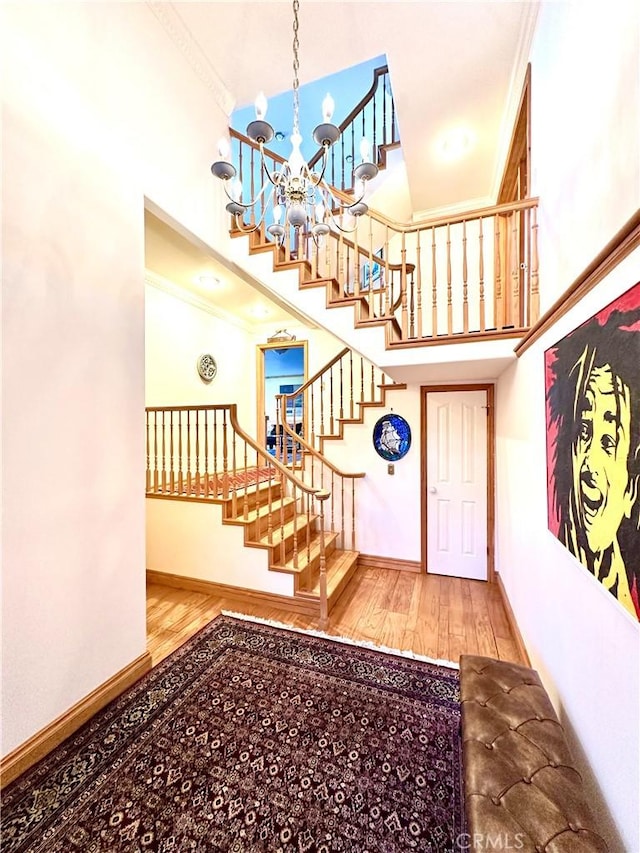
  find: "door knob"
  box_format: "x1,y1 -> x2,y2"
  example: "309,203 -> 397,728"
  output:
429,486 -> 437,494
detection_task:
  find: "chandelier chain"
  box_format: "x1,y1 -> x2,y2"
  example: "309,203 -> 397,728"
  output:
292,0 -> 300,135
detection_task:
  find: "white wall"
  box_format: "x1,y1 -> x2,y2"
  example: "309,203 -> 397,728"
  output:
146,500 -> 294,597
1,2 -> 231,756
145,282 -> 257,429
496,3 -> 640,848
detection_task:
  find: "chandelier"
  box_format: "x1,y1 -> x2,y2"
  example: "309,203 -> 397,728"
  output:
210,0 -> 378,244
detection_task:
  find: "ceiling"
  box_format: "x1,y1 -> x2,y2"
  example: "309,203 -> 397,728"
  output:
146,0 -> 538,330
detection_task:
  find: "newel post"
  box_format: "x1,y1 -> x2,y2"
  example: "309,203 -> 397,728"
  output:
316,490 -> 331,631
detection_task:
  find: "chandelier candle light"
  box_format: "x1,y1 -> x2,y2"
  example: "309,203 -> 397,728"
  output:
211,0 -> 379,244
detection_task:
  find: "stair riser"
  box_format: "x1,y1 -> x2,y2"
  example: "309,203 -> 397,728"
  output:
222,482 -> 283,517
327,557 -> 359,615
296,538 -> 338,592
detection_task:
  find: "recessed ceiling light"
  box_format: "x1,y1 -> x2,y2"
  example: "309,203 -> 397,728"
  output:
437,127 -> 475,162
249,305 -> 270,318
197,274 -> 221,288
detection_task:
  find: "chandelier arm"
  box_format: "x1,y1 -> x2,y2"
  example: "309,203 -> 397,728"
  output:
222,177 -> 273,211
231,186 -> 276,234
258,147 -> 286,189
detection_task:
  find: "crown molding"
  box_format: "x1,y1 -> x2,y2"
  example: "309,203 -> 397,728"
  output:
145,270 -> 253,333
145,2 -> 235,117
489,1 -> 540,201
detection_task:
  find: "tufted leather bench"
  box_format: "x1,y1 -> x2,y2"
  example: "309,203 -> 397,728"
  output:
459,654 -> 609,852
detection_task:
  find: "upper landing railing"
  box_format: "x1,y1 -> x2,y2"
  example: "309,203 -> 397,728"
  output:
226,126 -> 540,345
307,64 -> 398,192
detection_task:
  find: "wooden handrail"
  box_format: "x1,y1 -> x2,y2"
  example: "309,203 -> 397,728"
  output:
276,393 -> 365,480
308,64 -> 391,170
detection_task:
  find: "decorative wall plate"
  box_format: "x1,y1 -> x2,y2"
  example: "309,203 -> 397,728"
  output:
372,413 -> 411,461
197,353 -> 217,382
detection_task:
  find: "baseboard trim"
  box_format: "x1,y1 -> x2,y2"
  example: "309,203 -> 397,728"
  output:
0,650 -> 152,789
358,554 -> 422,573
146,569 -> 320,616
495,573 -> 531,667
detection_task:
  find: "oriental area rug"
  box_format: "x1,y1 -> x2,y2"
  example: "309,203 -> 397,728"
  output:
1,615 -> 465,852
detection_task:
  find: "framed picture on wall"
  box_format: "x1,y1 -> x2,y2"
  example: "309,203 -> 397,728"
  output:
544,281 -> 640,620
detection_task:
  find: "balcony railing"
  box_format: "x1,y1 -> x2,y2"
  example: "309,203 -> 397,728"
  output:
307,64 -> 399,193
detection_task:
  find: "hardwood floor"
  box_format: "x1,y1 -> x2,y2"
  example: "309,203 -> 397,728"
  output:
147,567 -> 527,667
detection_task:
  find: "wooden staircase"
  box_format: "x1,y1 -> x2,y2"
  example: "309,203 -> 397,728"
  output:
217,478 -> 359,616
145,404 -> 363,624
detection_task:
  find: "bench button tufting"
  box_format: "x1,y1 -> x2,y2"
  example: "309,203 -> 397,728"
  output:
485,743 -> 493,749
549,760 -> 557,768
491,797 -> 501,806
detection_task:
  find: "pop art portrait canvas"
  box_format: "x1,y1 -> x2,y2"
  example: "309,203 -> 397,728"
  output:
545,281 -> 640,620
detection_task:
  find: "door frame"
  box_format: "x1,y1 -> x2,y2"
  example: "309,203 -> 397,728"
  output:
256,339 -> 308,447
420,383 -> 496,581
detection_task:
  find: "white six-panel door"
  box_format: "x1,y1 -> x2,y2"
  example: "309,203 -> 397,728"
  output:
426,390 -> 488,580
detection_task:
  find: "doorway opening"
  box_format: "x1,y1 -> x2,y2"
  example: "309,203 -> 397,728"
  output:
257,340 -> 308,461
420,384 -> 495,581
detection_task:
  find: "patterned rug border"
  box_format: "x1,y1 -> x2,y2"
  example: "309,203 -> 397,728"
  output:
221,609 -> 460,670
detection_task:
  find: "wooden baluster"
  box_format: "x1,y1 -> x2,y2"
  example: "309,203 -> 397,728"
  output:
495,216 -> 503,330
360,356 -> 365,403
367,217 -> 374,317
400,234 -> 408,338
511,212 -> 519,327
266,460 -> 274,545
317,492 -> 329,631
243,439 -> 249,520
431,226 -> 438,338
350,125 -> 355,192
212,409 -> 219,496
186,410 -> 192,495
383,226 -> 390,316
292,484 -> 299,569
178,411 -> 183,494
349,350 -> 354,419
372,79 -> 378,151
194,410 -> 201,496
382,71 -> 387,143
370,363 -> 375,400
153,412 -> 159,492
446,223 -> 453,335
462,220 -> 469,333
204,411 -> 210,498
329,366 -> 334,433
479,217 -> 486,332
530,206 -> 540,323
310,385 -> 316,450
339,356 -> 344,420
222,409 -> 229,500
279,472 -> 286,565
161,411 -> 166,492
416,230 -> 423,339
306,493 -> 312,565
409,269 -> 415,339
320,378 -> 325,438
340,474 -> 345,549
169,411 -> 175,493
338,230 -> 345,297
330,471 -> 336,533
351,479 -> 356,551
146,411 -> 150,493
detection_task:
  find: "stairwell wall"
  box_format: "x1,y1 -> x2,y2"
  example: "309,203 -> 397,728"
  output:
495,3 -> 640,849
1,3 -> 231,757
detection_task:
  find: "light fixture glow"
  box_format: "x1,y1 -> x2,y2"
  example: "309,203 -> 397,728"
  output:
437,127 -> 474,162
197,274 -> 221,289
